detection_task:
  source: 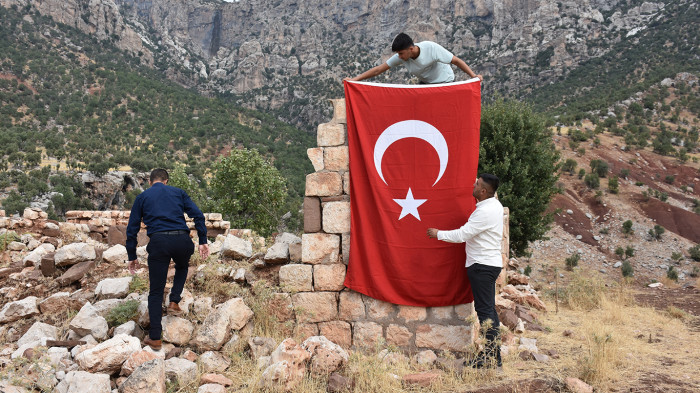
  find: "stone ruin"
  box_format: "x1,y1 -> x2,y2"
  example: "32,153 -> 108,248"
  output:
0,98 -> 511,354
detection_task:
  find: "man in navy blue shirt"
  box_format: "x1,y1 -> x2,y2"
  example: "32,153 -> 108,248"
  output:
126,168 -> 209,350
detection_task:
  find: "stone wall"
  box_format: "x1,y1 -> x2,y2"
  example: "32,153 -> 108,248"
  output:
0,207 -> 230,245
286,99 -> 511,353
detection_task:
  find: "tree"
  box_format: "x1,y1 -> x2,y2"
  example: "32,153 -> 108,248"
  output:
622,220 -> 634,236
561,158 -> 577,175
584,173 -> 600,189
589,159 -> 609,178
478,99 -> 560,256
210,148 -> 288,236
608,176 -> 619,194
689,245 -> 700,261
648,224 -> 665,240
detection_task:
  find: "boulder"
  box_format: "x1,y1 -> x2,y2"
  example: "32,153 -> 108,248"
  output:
565,377 -> 594,393
23,243 -> 55,268
57,261 -> 96,286
54,371 -> 111,393
55,243 -> 96,267
259,339 -> 310,390
17,322 -> 57,347
95,277 -> 133,299
200,373 -> 233,386
302,336 -> 349,375
0,296 -> 39,323
221,235 -> 252,259
415,350 -> 438,365
190,298 -> 253,351
198,384 -> 226,393
161,316 -> 194,346
164,357 -> 197,385
199,351 -> 231,373
248,337 -> 277,360
263,242 -> 289,264
69,302 -> 109,340
102,245 -> 128,264
118,358 -> 165,393
75,334 -> 141,374
120,350 -> 159,376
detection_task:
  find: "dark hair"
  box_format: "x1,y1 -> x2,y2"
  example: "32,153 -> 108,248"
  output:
479,173 -> 500,194
150,168 -> 169,183
391,33 -> 414,52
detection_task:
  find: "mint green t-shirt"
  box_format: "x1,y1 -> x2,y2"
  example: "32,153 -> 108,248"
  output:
386,41 -> 455,83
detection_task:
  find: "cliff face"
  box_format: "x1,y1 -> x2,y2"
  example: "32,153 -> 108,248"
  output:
2,0 -> 672,129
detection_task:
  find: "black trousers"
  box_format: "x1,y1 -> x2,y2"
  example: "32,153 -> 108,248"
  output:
146,233 -> 194,340
467,263 -> 502,366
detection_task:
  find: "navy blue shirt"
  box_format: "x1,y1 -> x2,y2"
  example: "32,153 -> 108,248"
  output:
126,182 -> 207,261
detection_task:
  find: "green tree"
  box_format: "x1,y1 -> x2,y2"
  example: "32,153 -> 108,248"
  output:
689,245 -> 700,261
561,158 -> 577,175
478,99 -> 560,256
622,220 -> 634,236
621,261 -> 633,277
584,173 -> 600,189
210,148 -> 287,236
565,252 -> 580,271
648,224 -> 665,240
589,159 -> 609,178
608,176 -> 619,194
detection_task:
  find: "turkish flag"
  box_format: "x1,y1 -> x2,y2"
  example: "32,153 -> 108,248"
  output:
343,80 -> 481,307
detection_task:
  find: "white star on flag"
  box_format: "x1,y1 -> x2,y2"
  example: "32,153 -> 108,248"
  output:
393,188 -> 427,220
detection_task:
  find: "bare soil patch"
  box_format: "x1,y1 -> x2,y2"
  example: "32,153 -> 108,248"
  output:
635,196 -> 700,243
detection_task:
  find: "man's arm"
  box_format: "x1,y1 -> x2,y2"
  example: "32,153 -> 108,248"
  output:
182,191 -> 209,260
427,208 -> 490,243
346,63 -> 390,82
451,56 -> 482,81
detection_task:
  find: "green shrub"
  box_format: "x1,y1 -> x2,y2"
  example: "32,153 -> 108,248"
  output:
524,265 -> 532,276
578,169 -> 586,179
622,220 -> 634,236
105,300 -> 140,327
599,227 -> 609,234
690,266 -> 699,278
649,225 -> 665,240
666,266 -> 678,281
688,245 -> 700,261
615,247 -> 625,260
129,275 -> 148,293
566,252 -> 580,271
671,252 -> 683,261
590,159 -> 609,178
0,231 -> 20,252
664,175 -> 675,184
584,173 -> 600,189
621,261 -> 634,277
620,169 -> 630,179
625,246 -> 635,259
608,176 -> 619,194
561,158 -> 577,175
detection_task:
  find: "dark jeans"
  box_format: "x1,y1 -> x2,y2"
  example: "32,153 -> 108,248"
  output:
146,233 -> 194,340
467,263 -> 502,366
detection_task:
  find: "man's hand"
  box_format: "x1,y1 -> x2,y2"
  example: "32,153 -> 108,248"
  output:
199,244 -> 210,260
128,259 -> 141,274
475,74 -> 483,81
427,228 -> 439,239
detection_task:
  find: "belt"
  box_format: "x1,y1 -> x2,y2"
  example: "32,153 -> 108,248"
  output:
154,230 -> 189,235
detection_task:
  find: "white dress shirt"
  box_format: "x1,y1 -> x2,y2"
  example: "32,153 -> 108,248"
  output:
437,197 -> 504,268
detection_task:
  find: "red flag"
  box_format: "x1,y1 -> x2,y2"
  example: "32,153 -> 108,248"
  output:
343,80 -> 481,307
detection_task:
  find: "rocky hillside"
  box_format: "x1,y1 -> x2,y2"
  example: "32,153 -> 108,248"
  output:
3,0 -> 698,130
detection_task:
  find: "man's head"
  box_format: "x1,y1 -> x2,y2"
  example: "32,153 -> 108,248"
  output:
472,173 -> 500,201
150,168 -> 169,185
392,33 -> 417,61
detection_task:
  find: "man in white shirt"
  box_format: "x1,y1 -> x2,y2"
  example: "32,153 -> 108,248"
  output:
427,173 -> 504,369
346,33 -> 482,84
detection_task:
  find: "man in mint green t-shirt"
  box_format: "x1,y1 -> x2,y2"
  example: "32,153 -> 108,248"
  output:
347,33 -> 482,84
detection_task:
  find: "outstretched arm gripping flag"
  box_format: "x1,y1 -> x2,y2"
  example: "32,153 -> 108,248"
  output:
343,79 -> 481,307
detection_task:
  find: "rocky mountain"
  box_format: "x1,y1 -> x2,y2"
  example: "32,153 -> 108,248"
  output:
3,0 -> 696,130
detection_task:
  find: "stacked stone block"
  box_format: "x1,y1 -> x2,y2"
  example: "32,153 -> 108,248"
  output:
288,98 -> 511,353
0,208 -> 229,245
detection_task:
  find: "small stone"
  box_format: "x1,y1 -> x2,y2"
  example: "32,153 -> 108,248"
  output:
402,371 -> 441,387
565,377 -> 594,393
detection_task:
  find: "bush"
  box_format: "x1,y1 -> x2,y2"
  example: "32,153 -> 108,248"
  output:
608,176 -> 619,194
688,245 -> 700,261
615,247 -> 624,260
625,246 -> 635,259
599,227 -> 609,234
561,158 -> 577,175
664,175 -> 675,184
671,252 -> 683,262
566,252 -> 580,271
578,168 -> 586,179
590,159 -> 609,178
0,231 -> 20,252
621,261 -> 634,277
524,265 -> 532,276
584,173 -> 600,189
478,99 -> 561,256
649,225 -> 665,240
691,266 -> 699,278
666,266 -> 678,281
210,148 -> 288,237
105,300 -> 140,327
622,220 -> 634,236
620,169 -> 630,179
